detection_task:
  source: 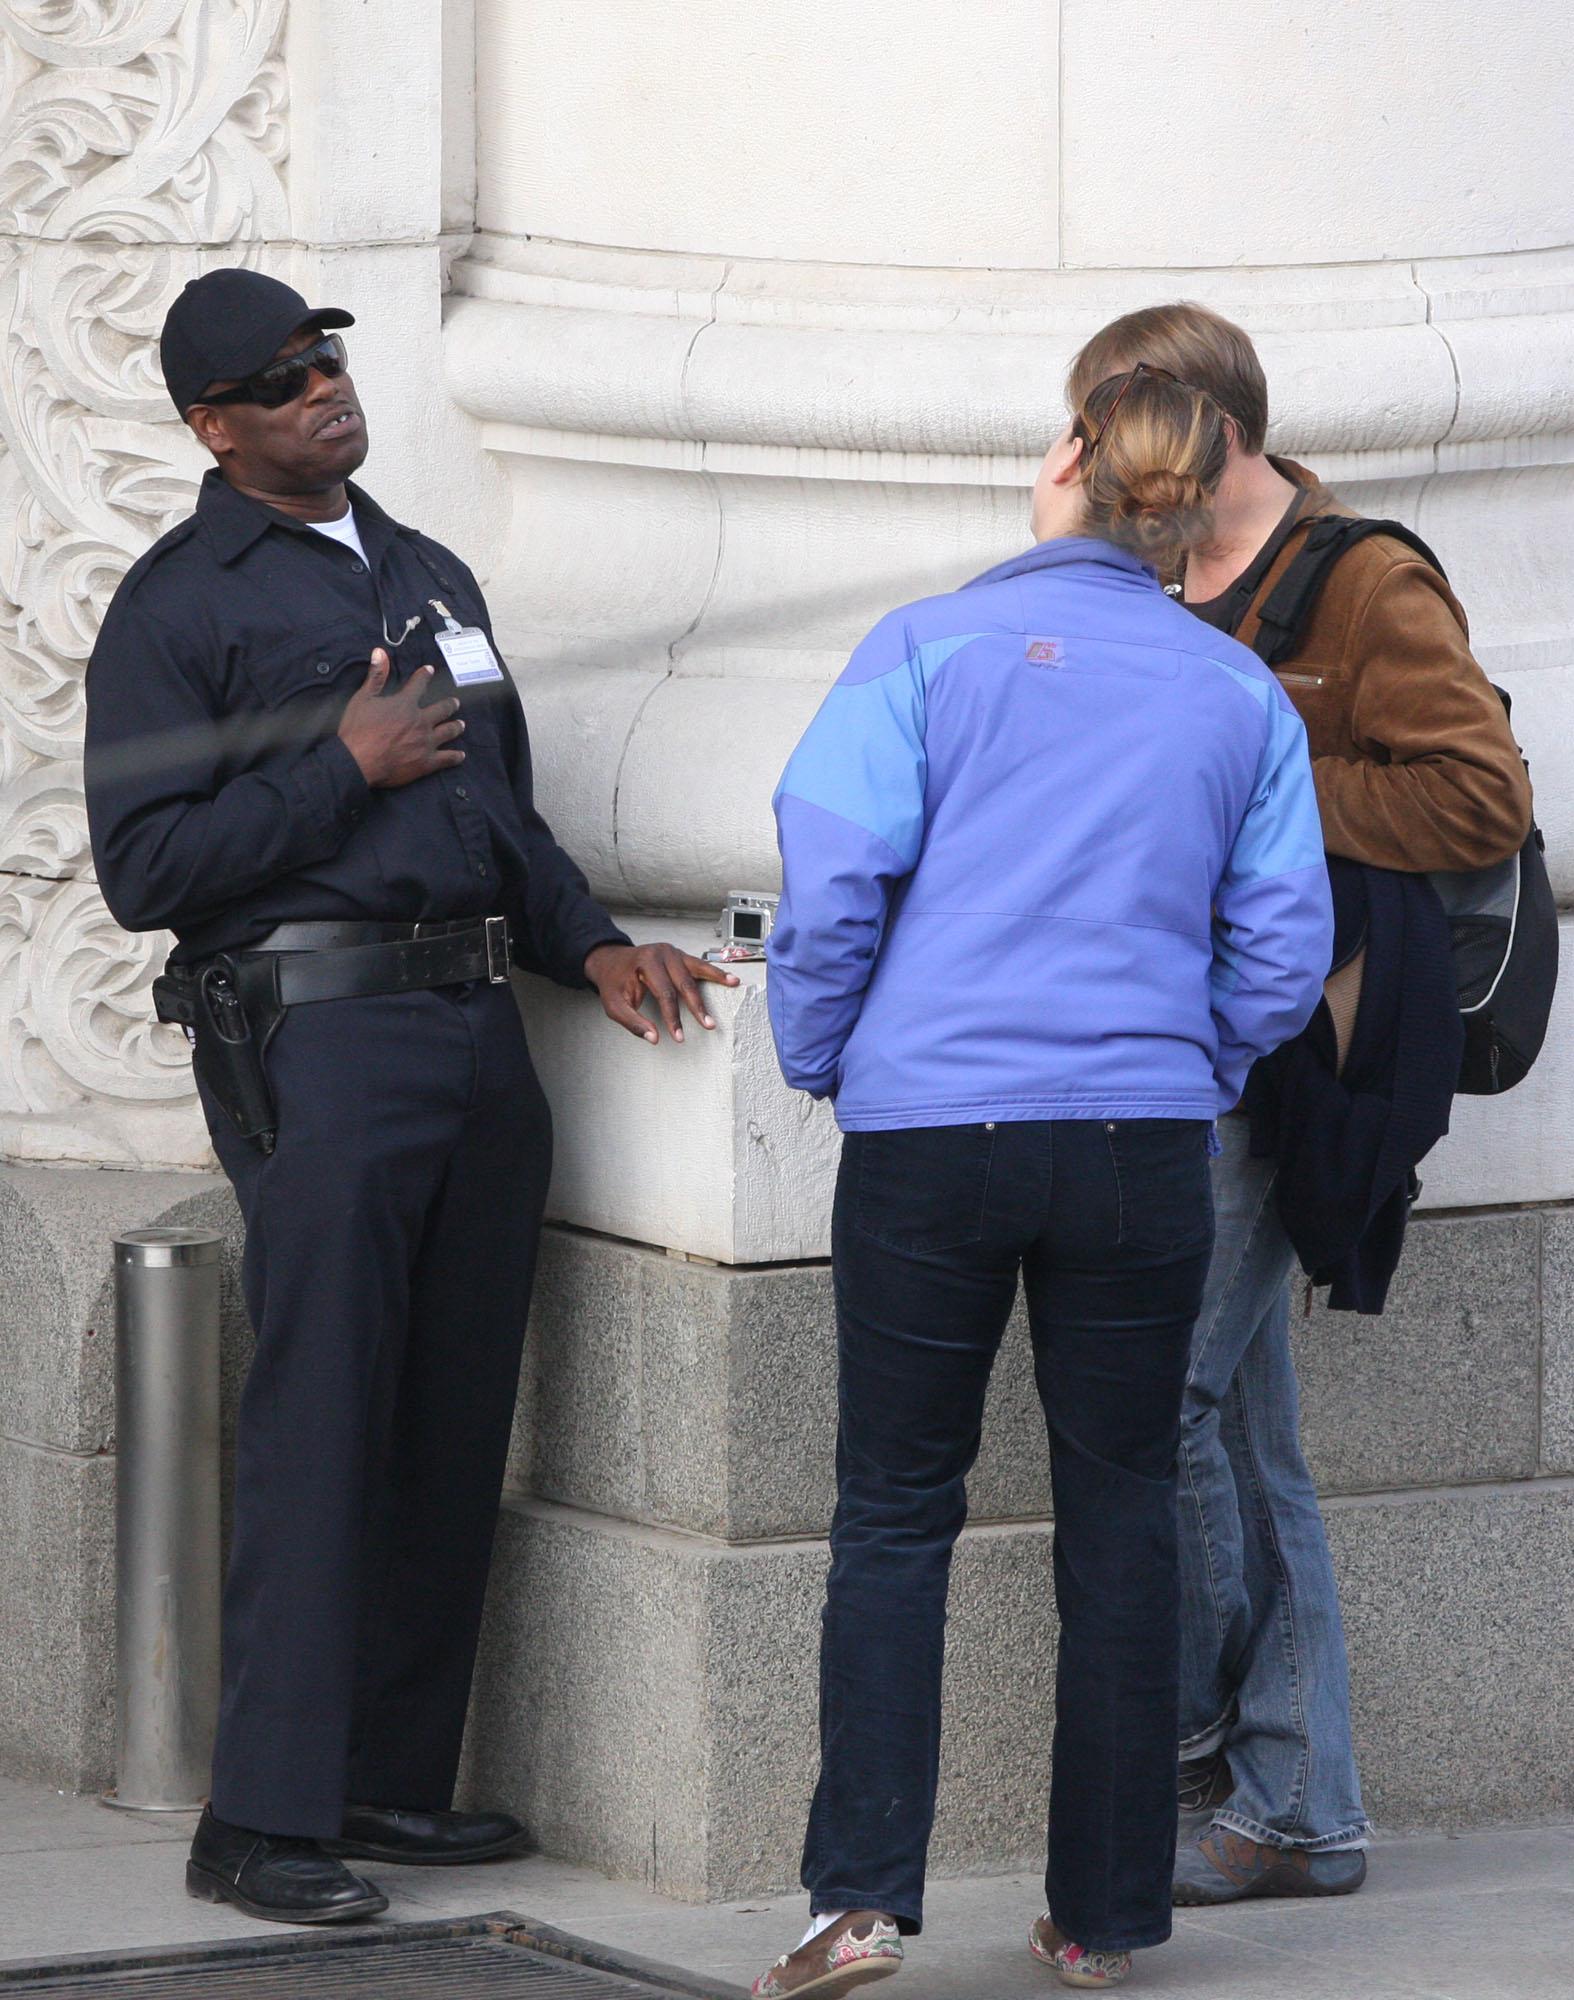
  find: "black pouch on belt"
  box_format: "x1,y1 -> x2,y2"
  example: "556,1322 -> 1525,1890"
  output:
153,954 -> 286,1154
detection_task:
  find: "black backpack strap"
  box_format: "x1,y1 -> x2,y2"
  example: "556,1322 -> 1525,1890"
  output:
1245,516 -> 1448,668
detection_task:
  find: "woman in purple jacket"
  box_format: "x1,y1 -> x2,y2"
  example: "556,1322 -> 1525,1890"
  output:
752,368 -> 1333,1997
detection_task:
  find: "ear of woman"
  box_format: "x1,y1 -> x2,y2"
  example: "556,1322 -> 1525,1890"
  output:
1030,424 -> 1089,542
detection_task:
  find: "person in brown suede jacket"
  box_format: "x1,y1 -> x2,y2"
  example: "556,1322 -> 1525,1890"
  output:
1212,465 -> 1531,871
1066,304 -> 1531,1912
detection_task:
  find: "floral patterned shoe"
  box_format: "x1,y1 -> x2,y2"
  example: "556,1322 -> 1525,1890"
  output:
752,1911 -> 904,1997
1029,1914 -> 1132,1989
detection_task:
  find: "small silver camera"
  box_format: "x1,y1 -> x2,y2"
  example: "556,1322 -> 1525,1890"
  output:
706,889 -> 779,962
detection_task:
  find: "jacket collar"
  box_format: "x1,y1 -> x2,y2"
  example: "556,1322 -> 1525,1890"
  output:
1271,456 -> 1357,526
965,535 -> 1160,593
196,469 -> 404,566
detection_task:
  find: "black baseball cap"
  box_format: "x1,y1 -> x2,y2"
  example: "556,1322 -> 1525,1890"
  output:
159,269 -> 355,416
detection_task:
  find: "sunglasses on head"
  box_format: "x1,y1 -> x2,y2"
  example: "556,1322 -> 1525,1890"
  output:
1079,361 -> 1185,458
200,332 -> 349,410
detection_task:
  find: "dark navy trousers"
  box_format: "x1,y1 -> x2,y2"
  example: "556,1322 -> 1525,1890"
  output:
804,1118 -> 1214,1952
198,980 -> 550,1837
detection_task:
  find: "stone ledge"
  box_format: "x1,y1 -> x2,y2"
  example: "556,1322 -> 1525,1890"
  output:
1294,1210 -> 1542,1492
516,931 -> 839,1266
515,1208 -> 1550,1541
1416,951 -> 1574,1211
512,1226 -> 1052,1541
462,1481 -> 1574,1902
445,240 -> 1574,465
516,901 -> 1574,1247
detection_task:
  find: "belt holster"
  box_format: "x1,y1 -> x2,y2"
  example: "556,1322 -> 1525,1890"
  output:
154,953 -> 285,1155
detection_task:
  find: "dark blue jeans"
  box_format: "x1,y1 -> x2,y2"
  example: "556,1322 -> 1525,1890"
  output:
803,1118 -> 1214,1953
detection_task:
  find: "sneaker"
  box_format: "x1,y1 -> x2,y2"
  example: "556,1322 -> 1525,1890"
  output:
752,1911 -> 903,1997
1176,1750 -> 1231,1834
1173,1828 -> 1368,1905
1029,1915 -> 1132,1989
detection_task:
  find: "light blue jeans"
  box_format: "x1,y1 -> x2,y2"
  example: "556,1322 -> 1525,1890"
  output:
1177,1116 -> 1371,1851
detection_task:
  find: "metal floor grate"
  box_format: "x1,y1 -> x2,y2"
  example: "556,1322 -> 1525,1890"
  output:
0,1914 -> 746,2000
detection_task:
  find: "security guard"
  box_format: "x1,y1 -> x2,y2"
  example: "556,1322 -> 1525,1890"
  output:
84,269 -> 735,1925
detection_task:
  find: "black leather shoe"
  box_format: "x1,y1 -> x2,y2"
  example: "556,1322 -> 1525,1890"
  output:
324,1804 -> 530,1866
187,1806 -> 388,1923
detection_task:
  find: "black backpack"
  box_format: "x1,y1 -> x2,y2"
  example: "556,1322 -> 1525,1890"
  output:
1231,514 -> 1558,1095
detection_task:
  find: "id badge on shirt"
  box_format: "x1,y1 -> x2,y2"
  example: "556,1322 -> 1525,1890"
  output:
433,624 -> 505,687
428,600 -> 506,686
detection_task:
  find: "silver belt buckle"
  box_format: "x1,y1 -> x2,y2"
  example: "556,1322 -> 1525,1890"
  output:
484,914 -> 510,984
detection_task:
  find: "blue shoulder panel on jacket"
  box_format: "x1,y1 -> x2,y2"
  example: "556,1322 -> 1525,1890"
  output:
776,631 -> 985,870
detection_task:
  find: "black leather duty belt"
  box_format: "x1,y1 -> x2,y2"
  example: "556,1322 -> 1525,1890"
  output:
246,916 -> 512,1006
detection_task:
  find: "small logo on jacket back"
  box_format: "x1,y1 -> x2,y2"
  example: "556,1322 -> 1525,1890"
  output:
1026,638 -> 1063,666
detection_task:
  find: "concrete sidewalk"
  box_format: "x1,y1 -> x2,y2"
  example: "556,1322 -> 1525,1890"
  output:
1,1779 -> 1571,1998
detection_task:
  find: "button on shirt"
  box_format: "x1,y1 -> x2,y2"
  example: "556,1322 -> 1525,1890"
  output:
306,506 -> 371,567
84,471 -> 629,979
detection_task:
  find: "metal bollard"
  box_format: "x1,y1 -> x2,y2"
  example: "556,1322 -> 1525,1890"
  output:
102,1228 -> 224,1813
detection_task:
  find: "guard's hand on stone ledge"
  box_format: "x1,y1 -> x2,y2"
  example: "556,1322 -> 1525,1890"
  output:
584,941 -> 739,1044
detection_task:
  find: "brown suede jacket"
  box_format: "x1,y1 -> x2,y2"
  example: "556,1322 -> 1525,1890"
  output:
1221,462 -> 1533,873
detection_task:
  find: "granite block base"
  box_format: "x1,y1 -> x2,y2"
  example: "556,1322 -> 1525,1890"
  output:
460,1479 -> 1574,1902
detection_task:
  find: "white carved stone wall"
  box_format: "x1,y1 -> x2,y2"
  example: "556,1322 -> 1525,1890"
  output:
0,1 -> 288,1167
0,0 -> 494,1170
2,2 -> 1571,1237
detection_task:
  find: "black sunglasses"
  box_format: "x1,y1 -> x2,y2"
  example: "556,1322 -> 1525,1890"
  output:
201,332 -> 349,410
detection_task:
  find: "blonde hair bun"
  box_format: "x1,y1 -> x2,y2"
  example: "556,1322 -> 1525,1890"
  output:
1110,468 -> 1214,569
1072,371 -> 1229,580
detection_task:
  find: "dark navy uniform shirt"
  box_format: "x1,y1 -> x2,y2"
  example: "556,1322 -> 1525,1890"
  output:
84,471 -> 628,978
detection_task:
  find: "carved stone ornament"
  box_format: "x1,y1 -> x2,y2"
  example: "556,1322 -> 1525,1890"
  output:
0,0 -> 286,1155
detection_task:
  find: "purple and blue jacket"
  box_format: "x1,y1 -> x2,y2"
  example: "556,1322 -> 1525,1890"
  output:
767,537 -> 1334,1130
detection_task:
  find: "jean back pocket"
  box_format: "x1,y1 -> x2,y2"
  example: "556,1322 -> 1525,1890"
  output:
1103,1119 -> 1214,1256
848,1124 -> 998,1253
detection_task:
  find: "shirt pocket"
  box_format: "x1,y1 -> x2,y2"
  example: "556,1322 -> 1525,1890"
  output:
237,617 -> 372,710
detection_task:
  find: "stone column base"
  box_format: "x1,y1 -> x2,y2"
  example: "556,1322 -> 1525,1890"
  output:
461,1206 -> 1574,1901
461,1500 -> 1055,1903
4,1160 -> 1572,1900
463,1481 -> 1574,1904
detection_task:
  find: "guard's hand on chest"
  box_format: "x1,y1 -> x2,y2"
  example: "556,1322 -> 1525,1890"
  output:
337,649 -> 467,789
